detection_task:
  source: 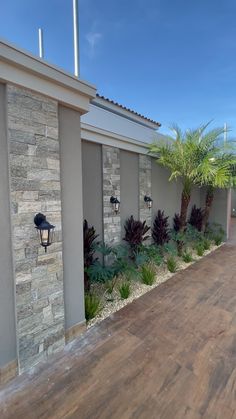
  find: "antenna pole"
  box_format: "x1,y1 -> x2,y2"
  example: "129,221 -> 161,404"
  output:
38,28 -> 44,59
224,122 -> 227,144
73,0 -> 79,77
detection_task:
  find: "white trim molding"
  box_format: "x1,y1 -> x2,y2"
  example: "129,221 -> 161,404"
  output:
0,39 -> 96,114
81,122 -> 150,155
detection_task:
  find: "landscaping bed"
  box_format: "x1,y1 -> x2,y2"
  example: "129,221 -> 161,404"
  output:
87,242 -> 221,329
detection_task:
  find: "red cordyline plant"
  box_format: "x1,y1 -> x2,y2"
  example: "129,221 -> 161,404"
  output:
152,210 -> 170,246
83,219 -> 99,291
123,215 -> 150,258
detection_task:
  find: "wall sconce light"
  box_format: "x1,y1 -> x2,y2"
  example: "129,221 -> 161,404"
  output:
144,195 -> 153,210
110,196 -> 120,214
34,213 -> 55,252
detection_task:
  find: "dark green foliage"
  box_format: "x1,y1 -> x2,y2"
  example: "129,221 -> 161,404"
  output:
86,261 -> 114,283
214,235 -> 223,246
86,244 -> 135,284
141,264 -> 156,285
166,256 -> 178,273
188,205 -> 203,231
202,238 -> 211,250
152,210 -> 170,246
118,281 -> 131,299
195,242 -> 205,256
123,216 -> 150,258
205,223 -> 225,246
182,251 -> 193,263
163,241 -> 178,256
83,220 -> 99,291
84,293 -> 102,321
135,244 -> 163,267
173,213 -> 181,232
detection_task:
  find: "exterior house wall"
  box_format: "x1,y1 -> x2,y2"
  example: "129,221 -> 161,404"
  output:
8,85 -> 65,373
200,188 -> 231,238
59,106 -> 86,336
81,103 -> 162,144
0,40 -> 96,380
231,189 -> 236,217
82,141 -> 103,241
0,83 -> 17,375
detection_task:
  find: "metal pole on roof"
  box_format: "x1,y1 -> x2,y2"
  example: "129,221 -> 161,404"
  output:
224,122 -> 227,144
73,0 -> 80,77
38,28 -> 44,59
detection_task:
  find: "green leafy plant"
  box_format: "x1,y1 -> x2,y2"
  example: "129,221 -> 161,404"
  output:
188,205 -> 203,231
195,242 -> 205,257
182,251 -> 193,263
166,256 -> 178,273
135,244 -> 163,267
214,234 -> 223,246
123,216 -> 150,259
149,123 -> 236,232
86,260 -> 115,283
202,238 -> 211,250
141,264 -> 156,285
152,210 -> 170,246
105,277 -> 118,296
83,220 -> 99,292
118,281 -> 131,299
84,293 -> 102,321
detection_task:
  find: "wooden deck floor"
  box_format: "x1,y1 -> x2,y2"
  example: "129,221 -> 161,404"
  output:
1,241 -> 236,418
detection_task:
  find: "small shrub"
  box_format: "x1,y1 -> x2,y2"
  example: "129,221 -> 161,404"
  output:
118,281 -> 131,299
214,234 -> 223,246
195,242 -> 205,257
188,205 -> 203,232
173,213 -> 181,232
166,256 -> 178,273
137,245 -> 163,266
152,210 -> 170,246
123,216 -> 150,258
105,278 -> 117,295
141,264 -> 156,285
86,260 -> 114,283
182,251 -> 193,263
85,293 -> 102,321
202,238 -> 211,250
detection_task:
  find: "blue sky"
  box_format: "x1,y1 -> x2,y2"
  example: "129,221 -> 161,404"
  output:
1,0 -> 236,136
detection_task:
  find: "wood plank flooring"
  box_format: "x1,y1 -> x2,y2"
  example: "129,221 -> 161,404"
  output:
1,241 -> 236,418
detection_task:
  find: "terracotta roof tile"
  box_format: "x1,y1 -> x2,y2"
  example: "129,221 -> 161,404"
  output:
96,93 -> 161,127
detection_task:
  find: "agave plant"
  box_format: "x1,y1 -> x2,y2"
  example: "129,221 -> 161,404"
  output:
152,210 -> 170,246
123,215 -> 150,259
83,220 -> 99,291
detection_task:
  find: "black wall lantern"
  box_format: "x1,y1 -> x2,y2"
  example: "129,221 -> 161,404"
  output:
144,195 -> 153,210
34,213 -> 55,252
110,196 -> 120,214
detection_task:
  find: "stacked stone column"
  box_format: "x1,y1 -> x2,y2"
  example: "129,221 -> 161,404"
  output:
8,85 -> 65,372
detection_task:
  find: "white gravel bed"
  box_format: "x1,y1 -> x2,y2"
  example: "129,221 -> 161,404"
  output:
87,243 -> 222,329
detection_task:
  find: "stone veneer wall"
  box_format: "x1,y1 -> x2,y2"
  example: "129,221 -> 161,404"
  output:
139,155 -> 152,226
102,145 -> 121,246
7,85 -> 65,372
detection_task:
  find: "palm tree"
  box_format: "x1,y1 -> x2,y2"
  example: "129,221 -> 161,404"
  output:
149,123 -> 236,232
197,153 -> 236,232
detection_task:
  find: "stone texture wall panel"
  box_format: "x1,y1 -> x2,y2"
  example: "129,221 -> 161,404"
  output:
139,155 -> 152,226
7,85 -> 65,373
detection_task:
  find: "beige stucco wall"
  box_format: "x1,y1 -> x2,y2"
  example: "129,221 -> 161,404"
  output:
59,106 -> 85,330
82,140 -> 103,241
0,83 -> 17,368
